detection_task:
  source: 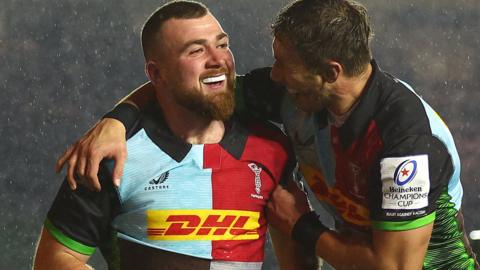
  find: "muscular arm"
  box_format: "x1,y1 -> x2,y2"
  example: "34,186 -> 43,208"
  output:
37,166 -> 117,269
315,223 -> 432,270
267,185 -> 432,270
34,228 -> 91,270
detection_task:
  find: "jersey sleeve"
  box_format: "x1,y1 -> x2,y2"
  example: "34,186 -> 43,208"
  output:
370,134 -> 453,231
235,67 -> 287,124
103,102 -> 142,136
45,162 -> 120,255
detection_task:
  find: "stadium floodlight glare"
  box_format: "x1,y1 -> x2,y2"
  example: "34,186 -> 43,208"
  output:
470,230 -> 480,240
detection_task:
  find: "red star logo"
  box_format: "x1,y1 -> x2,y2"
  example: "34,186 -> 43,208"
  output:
401,168 -> 410,176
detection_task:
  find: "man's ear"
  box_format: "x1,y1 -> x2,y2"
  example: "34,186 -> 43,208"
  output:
324,61 -> 342,83
145,60 -> 164,86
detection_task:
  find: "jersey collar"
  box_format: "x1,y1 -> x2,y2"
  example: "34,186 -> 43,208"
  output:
141,103 -> 248,162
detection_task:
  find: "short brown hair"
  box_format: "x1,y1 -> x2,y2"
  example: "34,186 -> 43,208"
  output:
141,1 -> 208,60
272,0 -> 373,77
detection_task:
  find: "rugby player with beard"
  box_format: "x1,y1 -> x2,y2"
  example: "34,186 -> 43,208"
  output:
34,2 -> 315,269
53,0 -> 479,269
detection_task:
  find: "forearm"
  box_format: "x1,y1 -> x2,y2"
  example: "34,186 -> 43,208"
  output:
315,230 -> 378,270
268,183 -> 430,269
116,81 -> 155,110
313,224 -> 430,270
56,81 -> 151,189
102,82 -> 154,133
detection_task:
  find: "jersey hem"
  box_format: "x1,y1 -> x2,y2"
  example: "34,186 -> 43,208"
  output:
45,218 -> 96,255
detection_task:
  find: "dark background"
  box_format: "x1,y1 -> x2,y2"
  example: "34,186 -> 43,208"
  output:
1,0 -> 479,269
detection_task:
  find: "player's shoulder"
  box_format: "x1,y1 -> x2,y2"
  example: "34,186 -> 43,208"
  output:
237,115 -> 292,159
244,116 -> 288,143
237,116 -> 294,178
373,71 -> 432,138
380,69 -> 433,110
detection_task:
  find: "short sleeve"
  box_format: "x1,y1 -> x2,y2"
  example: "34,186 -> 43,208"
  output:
45,163 -> 120,254
370,135 -> 453,231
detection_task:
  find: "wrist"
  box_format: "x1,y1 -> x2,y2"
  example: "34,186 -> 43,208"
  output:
291,211 -> 328,251
103,103 -> 140,133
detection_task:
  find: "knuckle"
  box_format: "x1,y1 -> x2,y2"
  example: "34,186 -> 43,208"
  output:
67,159 -> 75,167
73,140 -> 83,149
78,140 -> 88,150
88,148 -> 98,157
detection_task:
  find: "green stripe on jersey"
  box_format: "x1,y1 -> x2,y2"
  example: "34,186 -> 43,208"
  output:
423,189 -> 478,270
45,218 -> 96,255
372,212 -> 436,231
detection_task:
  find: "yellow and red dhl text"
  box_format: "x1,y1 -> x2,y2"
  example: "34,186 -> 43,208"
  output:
147,209 -> 260,241
300,163 -> 371,229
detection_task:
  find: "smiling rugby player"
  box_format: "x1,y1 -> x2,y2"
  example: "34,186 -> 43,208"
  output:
34,2 -> 316,269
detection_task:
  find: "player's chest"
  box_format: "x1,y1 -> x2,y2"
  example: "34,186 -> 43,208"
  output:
118,145 -> 277,211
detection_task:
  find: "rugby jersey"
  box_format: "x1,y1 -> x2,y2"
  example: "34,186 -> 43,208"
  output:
236,61 -> 478,269
45,104 -> 294,270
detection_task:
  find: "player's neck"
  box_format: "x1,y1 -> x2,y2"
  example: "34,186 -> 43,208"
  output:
157,95 -> 225,145
168,114 -> 225,145
328,63 -> 372,116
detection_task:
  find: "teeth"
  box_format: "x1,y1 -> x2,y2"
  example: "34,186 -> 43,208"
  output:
202,74 -> 226,84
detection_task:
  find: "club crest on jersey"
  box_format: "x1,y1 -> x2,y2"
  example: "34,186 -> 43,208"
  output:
348,162 -> 366,200
393,159 -> 417,186
248,163 -> 263,199
145,171 -> 170,191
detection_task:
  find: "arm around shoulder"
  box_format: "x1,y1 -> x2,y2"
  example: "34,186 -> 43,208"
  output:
55,81 -> 155,190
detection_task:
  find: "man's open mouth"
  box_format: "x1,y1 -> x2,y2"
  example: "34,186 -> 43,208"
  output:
202,74 -> 226,85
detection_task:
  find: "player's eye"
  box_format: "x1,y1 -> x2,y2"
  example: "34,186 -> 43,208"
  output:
189,48 -> 204,55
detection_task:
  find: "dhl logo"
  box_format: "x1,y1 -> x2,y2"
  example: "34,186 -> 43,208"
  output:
146,209 -> 260,241
300,163 -> 371,229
